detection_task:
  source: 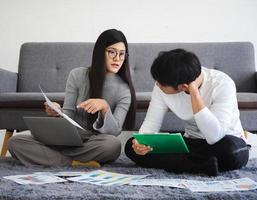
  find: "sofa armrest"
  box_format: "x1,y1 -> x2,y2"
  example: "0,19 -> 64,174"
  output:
0,68 -> 17,92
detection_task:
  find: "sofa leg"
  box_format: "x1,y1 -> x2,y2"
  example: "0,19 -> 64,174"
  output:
1,130 -> 14,157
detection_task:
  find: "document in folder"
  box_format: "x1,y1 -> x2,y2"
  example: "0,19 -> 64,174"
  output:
133,133 -> 189,154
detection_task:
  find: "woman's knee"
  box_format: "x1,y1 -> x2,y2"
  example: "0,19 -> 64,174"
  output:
8,135 -> 38,154
8,135 -> 23,152
7,135 -> 28,158
101,135 -> 121,161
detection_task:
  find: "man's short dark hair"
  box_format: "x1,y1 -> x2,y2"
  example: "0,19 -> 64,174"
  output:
151,49 -> 201,89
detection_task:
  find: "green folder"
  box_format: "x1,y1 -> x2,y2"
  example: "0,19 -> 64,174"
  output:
133,133 -> 189,154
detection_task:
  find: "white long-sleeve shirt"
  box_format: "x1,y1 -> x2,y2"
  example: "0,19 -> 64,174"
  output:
139,67 -> 244,145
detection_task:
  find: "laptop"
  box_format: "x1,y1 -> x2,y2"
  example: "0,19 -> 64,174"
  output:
23,116 -> 84,146
133,133 -> 189,154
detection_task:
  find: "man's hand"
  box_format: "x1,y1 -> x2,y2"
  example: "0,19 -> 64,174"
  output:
132,139 -> 153,155
182,73 -> 205,114
44,102 -> 61,117
180,73 -> 203,95
188,73 -> 203,94
77,98 -> 109,115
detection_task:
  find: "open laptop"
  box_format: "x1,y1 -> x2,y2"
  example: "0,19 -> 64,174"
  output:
23,116 -> 84,146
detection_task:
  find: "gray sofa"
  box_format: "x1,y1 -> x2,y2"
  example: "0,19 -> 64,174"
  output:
1,42 -> 257,156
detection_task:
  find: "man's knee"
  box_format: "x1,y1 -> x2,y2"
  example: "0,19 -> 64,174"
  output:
216,135 -> 249,171
219,149 -> 249,171
215,135 -> 246,153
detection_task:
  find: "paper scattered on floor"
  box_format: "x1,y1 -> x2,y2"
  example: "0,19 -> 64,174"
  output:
3,174 -> 67,185
34,171 -> 88,177
129,178 -> 188,188
3,170 -> 147,186
130,177 -> 257,192
3,169 -> 257,192
183,177 -> 257,192
67,170 -> 148,186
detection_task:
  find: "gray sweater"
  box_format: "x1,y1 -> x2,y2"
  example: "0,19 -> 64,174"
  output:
62,67 -> 131,139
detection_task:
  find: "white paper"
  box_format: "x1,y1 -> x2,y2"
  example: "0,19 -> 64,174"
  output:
129,178 -> 188,188
39,86 -> 85,130
3,174 -> 67,185
130,177 -> 257,192
53,171 -> 87,177
33,171 -> 87,177
184,177 -> 257,192
67,170 -> 148,186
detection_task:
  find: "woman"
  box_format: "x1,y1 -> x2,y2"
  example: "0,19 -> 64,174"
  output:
8,29 -> 136,167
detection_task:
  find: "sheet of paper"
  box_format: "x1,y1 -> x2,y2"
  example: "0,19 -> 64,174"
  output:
67,170 -> 148,186
33,171 -> 87,177
129,178 -> 188,188
130,177 -> 257,192
3,174 -> 67,185
184,177 -> 257,192
39,86 -> 85,130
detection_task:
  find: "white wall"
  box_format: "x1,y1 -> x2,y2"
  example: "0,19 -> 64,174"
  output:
1,0 -> 257,72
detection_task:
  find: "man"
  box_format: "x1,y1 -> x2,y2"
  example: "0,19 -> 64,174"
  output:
125,49 -> 249,176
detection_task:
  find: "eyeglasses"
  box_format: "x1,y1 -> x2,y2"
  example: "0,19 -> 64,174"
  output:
106,48 -> 127,60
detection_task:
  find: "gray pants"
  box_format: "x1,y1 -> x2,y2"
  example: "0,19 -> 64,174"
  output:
8,134 -> 121,166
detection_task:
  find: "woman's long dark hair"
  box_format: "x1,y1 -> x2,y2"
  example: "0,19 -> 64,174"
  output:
88,29 -> 136,130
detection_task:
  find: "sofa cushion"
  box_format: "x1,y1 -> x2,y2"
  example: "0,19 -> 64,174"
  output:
2,92 -> 257,110
1,42 -> 257,132
0,69 -> 17,93
136,92 -> 151,110
129,42 -> 256,93
237,92 -> 257,109
18,43 -> 94,92
0,92 -> 151,110
17,42 -> 256,94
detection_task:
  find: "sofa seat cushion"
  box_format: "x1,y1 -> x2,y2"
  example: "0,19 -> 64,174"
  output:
237,92 -> 257,109
136,92 -> 257,110
0,93 -> 65,108
0,92 -> 152,109
1,92 -> 256,110
135,92 -> 257,111
136,92 -> 151,110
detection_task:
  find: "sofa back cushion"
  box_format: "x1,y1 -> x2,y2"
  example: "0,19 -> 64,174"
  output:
18,43 -> 94,92
18,42 -> 256,93
129,42 -> 256,92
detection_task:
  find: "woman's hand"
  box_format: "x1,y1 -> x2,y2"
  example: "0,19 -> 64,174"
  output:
77,98 -> 109,115
132,139 -> 152,155
44,102 -> 61,117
